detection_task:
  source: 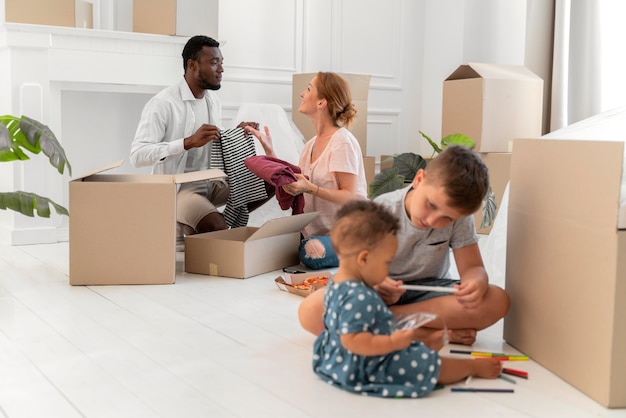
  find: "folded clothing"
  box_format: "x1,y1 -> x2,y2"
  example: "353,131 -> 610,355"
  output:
244,155 -> 305,214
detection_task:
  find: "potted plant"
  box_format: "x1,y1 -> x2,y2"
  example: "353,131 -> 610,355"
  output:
0,115 -> 72,217
368,131 -> 496,229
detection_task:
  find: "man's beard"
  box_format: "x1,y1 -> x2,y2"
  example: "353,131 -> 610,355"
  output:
199,76 -> 221,91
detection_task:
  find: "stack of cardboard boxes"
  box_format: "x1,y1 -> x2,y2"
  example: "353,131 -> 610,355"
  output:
441,63 -> 544,233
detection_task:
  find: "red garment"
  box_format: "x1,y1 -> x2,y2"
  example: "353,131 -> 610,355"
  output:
244,155 -> 305,214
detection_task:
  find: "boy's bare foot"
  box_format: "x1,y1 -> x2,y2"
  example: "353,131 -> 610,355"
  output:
472,359 -> 503,379
449,328 -> 477,345
411,328 -> 449,352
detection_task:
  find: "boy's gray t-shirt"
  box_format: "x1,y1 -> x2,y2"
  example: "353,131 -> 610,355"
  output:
374,186 -> 478,281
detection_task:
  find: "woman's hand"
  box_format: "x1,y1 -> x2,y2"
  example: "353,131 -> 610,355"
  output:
245,125 -> 275,157
283,173 -> 312,196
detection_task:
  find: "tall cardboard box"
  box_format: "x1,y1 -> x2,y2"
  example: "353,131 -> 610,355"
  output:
505,138 -> 626,408
5,0 -> 75,27
133,0 -> 219,37
69,161 -> 226,285
292,73 -> 374,183
442,63 -> 543,153
185,212 -> 319,279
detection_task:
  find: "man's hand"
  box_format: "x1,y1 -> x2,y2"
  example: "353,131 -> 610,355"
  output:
184,124 -> 221,150
374,277 -> 405,305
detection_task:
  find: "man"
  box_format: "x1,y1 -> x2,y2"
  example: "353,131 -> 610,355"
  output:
130,35 -> 260,245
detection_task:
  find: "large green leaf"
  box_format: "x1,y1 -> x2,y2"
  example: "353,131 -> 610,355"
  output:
0,115 -> 72,175
368,167 -> 406,199
393,152 -> 427,182
0,191 -> 69,218
441,133 -> 476,149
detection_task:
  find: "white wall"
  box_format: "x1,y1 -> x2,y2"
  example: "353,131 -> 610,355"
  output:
0,0 -> 544,244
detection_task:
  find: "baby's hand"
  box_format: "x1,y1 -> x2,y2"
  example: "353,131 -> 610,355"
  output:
389,329 -> 414,351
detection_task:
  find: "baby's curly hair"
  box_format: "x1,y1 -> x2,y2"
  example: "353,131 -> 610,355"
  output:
330,199 -> 400,256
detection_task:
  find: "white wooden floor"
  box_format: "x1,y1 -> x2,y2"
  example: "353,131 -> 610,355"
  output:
1,241 -> 624,418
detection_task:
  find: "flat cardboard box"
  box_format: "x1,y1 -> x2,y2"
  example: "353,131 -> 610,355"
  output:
69,161 -> 226,285
185,212 -> 319,279
505,138 -> 626,408
292,73 -> 371,156
133,0 -> 219,36
474,152 -> 511,234
5,0 -> 75,27
274,271 -> 332,297
442,63 -> 543,153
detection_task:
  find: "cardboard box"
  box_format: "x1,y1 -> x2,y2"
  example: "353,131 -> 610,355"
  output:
184,212 -> 319,279
274,271 -> 331,297
474,152 -> 511,234
505,138 -> 626,408
5,0 -> 75,27
133,0 -> 219,37
69,161 -> 226,285
442,63 -> 543,153
292,73 -> 371,156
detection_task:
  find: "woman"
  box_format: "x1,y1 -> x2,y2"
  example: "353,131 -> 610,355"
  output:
246,72 -> 368,269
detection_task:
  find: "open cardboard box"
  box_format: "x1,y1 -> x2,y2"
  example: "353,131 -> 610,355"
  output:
442,63 -> 543,153
69,160 -> 226,285
505,138 -> 626,408
185,212 -> 319,279
275,270 -> 332,297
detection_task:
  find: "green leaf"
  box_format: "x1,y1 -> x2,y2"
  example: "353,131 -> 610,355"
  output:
0,191 -> 69,218
393,152 -> 427,182
480,186 -> 497,229
368,167 -> 406,199
441,133 -> 476,149
419,131 -> 442,155
0,115 -> 72,176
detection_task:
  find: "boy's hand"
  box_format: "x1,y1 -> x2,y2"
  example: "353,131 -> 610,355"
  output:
374,277 -> 405,305
454,275 -> 488,309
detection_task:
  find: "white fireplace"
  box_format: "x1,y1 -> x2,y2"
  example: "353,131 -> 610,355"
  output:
1,23 -> 189,244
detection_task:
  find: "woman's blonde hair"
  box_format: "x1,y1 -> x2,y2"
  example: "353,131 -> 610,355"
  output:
315,72 -> 357,128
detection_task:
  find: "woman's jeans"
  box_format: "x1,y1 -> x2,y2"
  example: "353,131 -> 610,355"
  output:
298,235 -> 338,270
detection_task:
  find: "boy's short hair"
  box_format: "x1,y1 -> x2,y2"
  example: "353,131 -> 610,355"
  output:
331,199 -> 400,256
424,145 -> 489,214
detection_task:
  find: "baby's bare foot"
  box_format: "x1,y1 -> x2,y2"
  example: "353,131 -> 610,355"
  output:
472,359 -> 503,379
449,328 -> 477,345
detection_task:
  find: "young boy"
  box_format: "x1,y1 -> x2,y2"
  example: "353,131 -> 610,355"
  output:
313,199 -> 502,397
299,146 -> 510,345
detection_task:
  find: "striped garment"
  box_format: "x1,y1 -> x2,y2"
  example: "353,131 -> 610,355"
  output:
210,128 -> 268,227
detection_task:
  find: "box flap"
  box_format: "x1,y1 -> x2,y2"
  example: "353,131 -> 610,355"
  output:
247,212 -> 319,242
446,63 -> 542,82
174,168 -> 227,184
471,62 -> 542,81
73,160 -> 124,181
445,64 -> 481,81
